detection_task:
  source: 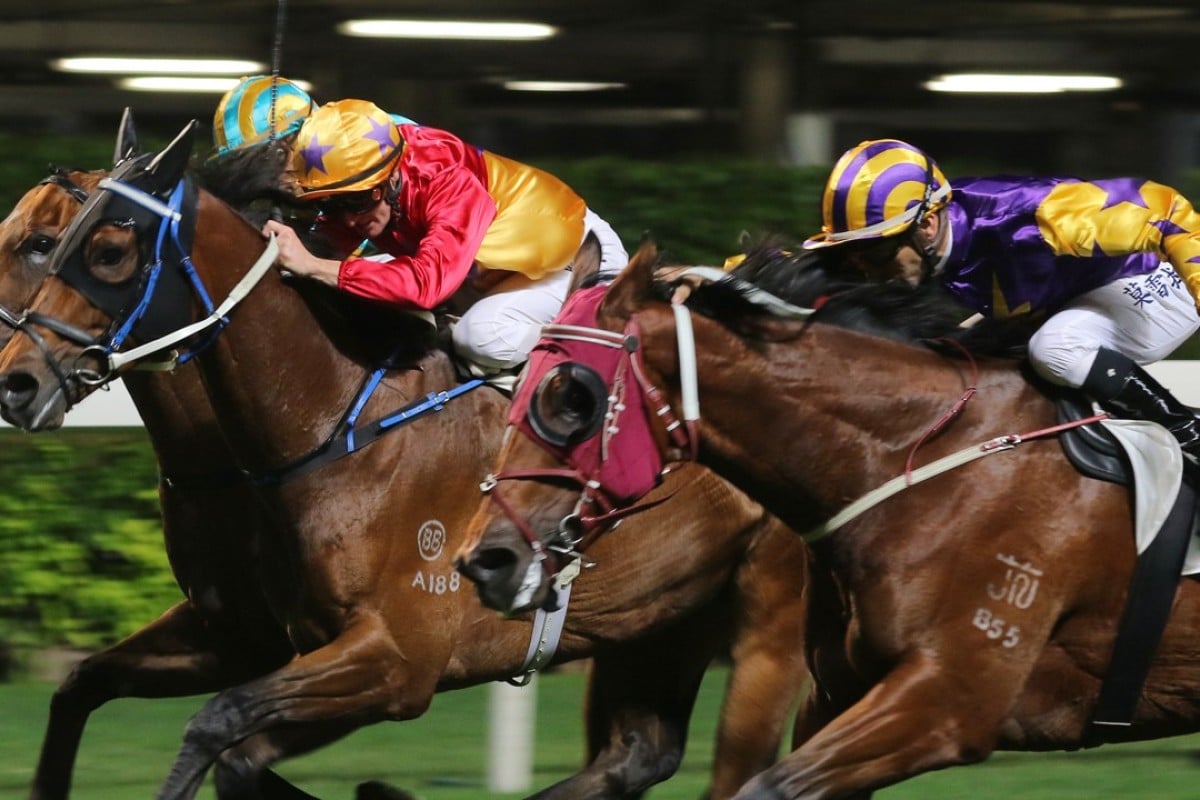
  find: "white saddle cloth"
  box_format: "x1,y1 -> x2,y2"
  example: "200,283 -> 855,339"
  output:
1100,417 -> 1200,575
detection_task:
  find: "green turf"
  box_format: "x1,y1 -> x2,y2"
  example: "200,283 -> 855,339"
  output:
2,667 -> 1199,799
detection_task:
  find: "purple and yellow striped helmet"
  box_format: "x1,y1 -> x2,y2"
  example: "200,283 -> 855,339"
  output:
213,75 -> 315,156
802,139 -> 951,250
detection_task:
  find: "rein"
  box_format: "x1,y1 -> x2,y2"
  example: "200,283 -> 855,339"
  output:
802,411 -> 1112,543
88,177 -> 277,377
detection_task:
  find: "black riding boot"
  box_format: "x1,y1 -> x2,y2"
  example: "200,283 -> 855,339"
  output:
1083,347 -> 1200,464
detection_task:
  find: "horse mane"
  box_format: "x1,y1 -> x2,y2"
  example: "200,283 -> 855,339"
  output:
192,142 -> 299,209
683,240 -> 1031,359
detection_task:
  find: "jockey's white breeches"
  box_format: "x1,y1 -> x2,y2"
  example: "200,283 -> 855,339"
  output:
453,209 -> 628,371
1029,262 -> 1200,388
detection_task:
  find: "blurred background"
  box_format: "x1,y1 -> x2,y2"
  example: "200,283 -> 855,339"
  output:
5,2 -> 1200,797
6,0 -> 1200,175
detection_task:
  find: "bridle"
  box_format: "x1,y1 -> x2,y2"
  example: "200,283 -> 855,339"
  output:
9,160 -> 278,412
480,295 -> 701,583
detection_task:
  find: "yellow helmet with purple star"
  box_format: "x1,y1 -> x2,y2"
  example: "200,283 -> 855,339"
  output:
803,139 -> 951,249
291,99 -> 404,201
212,75 -> 315,156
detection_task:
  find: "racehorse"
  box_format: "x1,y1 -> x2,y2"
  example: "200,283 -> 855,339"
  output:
0,119 -> 810,799
453,241 -> 1200,799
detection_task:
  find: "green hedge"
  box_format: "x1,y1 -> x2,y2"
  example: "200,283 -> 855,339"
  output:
535,156 -> 828,263
0,429 -> 176,669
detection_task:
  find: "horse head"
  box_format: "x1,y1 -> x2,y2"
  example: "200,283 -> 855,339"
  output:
455,242 -> 704,614
0,117 -> 202,429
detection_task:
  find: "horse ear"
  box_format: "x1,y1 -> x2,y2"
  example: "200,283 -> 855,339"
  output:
602,239 -> 658,317
565,232 -> 602,297
113,107 -> 138,165
145,119 -> 198,193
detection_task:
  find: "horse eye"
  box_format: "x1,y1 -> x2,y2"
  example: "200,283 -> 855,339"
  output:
93,247 -> 125,267
27,234 -> 55,257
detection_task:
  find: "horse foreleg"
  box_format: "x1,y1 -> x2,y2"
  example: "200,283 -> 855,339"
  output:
155,620 -> 436,800
734,652 -> 1011,800
528,622 -> 717,800
711,527 -> 810,799
211,719 -> 366,800
30,600 -> 290,800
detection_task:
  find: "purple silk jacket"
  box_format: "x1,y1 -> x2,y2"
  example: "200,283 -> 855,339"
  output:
938,176 -> 1200,318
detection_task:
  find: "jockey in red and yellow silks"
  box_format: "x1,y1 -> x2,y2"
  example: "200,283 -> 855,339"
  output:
262,99 -> 627,374
315,124 -> 592,309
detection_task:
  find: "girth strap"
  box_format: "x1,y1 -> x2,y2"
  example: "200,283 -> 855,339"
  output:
1090,477 -> 1196,736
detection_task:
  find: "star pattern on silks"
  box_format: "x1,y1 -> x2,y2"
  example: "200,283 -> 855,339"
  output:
1099,180 -> 1150,211
1153,218 -> 1188,239
300,135 -> 334,175
991,274 -> 1031,318
364,116 -> 395,155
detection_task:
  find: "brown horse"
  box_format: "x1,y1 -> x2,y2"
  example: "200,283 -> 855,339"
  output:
0,120 -> 809,799
454,242 -> 1200,799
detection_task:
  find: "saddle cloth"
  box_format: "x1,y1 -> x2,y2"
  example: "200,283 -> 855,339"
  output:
1098,417 -> 1200,575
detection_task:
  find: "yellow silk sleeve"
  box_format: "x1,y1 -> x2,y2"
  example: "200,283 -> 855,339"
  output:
1037,180 -> 1200,306
475,151 -> 587,280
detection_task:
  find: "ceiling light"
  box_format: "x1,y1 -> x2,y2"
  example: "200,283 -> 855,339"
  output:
118,76 -> 312,93
503,80 -> 626,92
338,19 -> 557,40
53,57 -> 266,76
924,73 -> 1122,94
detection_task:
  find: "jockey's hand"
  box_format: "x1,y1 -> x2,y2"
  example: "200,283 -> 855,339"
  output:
262,219 -> 342,288
655,265 -> 706,304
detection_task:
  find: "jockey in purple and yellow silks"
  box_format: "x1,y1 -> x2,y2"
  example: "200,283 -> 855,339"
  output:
803,138 -> 1200,464
262,99 -> 628,375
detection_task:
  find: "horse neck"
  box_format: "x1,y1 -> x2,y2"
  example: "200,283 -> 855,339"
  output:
184,193 -> 419,473
121,367 -> 238,477
643,308 -> 1033,533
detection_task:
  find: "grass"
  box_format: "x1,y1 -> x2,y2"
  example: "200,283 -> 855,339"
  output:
2,667 -> 1200,799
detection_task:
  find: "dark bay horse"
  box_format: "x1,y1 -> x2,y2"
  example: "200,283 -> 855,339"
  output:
454,242 -> 1200,798
0,121 -> 809,799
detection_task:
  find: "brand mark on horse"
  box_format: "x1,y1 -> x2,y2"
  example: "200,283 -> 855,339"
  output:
418,520 -> 447,561
986,553 -> 1043,609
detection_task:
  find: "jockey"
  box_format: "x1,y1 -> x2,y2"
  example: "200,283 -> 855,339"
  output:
802,138 -> 1200,464
261,98 -> 628,375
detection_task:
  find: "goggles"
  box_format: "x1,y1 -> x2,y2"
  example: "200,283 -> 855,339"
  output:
322,185 -> 384,217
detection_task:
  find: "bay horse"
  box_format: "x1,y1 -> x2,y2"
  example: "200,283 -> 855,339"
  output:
454,241 -> 1200,798
0,119 -> 810,799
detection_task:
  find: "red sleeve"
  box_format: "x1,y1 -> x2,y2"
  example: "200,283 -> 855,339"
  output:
336,164 -> 497,309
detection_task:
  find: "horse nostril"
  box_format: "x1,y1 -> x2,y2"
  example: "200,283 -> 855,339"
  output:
458,547 -> 518,582
0,371 -> 38,410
